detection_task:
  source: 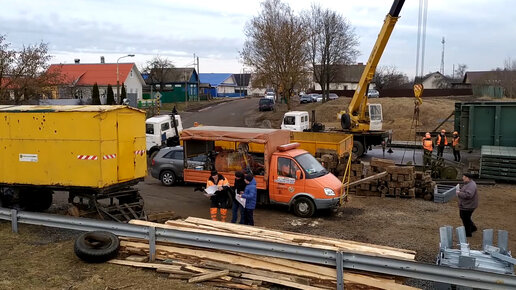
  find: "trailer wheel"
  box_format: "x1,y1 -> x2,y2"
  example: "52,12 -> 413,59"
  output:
20,189 -> 53,212
352,141 -> 365,157
160,170 -> 176,186
74,231 -> 120,263
292,196 -> 315,218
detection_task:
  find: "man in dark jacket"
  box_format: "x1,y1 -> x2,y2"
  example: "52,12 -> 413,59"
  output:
206,170 -> 230,222
241,174 -> 257,226
231,171 -> 246,224
456,173 -> 478,237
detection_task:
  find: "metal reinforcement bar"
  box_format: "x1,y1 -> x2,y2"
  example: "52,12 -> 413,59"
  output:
1,208 -> 515,289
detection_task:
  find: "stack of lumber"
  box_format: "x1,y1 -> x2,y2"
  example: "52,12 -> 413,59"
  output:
110,217 -> 418,290
347,158 -> 435,199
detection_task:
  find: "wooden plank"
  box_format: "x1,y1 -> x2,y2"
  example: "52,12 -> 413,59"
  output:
108,259 -> 182,271
240,273 -> 325,290
346,172 -> 388,188
188,269 -> 230,283
125,255 -> 148,262
203,282 -> 268,290
342,273 -> 419,290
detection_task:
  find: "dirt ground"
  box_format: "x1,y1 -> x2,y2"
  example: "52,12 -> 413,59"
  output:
257,95 -> 512,140
1,182 -> 515,289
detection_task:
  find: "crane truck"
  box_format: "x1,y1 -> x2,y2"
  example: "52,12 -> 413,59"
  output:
337,0 -> 405,156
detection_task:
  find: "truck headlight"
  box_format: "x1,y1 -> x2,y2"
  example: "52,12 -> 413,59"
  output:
324,188 -> 335,196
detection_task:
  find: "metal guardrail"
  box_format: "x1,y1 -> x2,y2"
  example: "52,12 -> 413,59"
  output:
1,208 -> 516,290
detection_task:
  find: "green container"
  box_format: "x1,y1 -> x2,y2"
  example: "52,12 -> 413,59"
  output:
454,102 -> 516,149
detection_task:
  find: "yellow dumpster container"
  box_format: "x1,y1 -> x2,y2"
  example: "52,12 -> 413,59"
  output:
0,105 -> 146,189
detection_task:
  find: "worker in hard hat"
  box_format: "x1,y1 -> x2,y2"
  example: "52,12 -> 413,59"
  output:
452,131 -> 461,162
436,129 -> 448,158
422,132 -> 433,166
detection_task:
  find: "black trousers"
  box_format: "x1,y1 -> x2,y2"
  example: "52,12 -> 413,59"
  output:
460,209 -> 477,236
453,148 -> 461,161
437,145 -> 445,157
243,208 -> 254,226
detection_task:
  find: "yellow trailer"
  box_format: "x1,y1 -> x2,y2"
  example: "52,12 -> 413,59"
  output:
0,105 -> 147,221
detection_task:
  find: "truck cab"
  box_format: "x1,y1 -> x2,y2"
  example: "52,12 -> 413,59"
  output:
367,103 -> 383,131
281,111 -> 309,132
146,115 -> 183,158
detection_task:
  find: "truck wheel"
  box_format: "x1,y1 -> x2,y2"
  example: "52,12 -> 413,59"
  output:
20,189 -> 53,211
341,113 -> 351,130
74,231 -> 120,263
292,197 -> 315,218
352,141 -> 365,157
160,170 -> 176,186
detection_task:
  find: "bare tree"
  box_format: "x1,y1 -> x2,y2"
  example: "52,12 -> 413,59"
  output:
501,58 -> 516,98
241,0 -> 309,109
454,64 -> 467,80
373,66 -> 409,89
304,5 -> 358,102
0,35 -> 60,104
144,55 -> 175,93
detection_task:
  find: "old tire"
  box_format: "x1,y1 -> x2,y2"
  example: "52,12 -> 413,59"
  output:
74,231 -> 120,263
292,196 -> 316,218
160,170 -> 176,186
352,141 -> 365,157
341,113 -> 351,130
20,189 -> 53,212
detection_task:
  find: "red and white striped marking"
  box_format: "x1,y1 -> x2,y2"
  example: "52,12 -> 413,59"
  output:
134,150 -> 145,156
77,155 -> 98,160
102,154 -> 117,160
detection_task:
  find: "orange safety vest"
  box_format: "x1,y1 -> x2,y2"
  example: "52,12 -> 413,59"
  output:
422,137 -> 433,152
207,175 -> 230,188
452,136 -> 460,147
437,135 -> 448,146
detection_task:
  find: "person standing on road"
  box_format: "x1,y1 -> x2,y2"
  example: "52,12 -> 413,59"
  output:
437,129 -> 448,158
422,132 -> 433,166
452,131 -> 461,162
206,170 -> 230,222
231,171 -> 246,224
456,173 -> 478,237
241,174 -> 257,226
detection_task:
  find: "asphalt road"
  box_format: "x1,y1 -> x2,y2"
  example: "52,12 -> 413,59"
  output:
181,97 -> 260,128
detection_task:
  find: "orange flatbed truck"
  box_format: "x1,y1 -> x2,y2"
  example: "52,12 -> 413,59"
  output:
180,126 -> 343,217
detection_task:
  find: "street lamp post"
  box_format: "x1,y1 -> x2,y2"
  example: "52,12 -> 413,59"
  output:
116,54 -> 135,103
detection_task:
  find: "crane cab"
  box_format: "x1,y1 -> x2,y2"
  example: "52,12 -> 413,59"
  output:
368,103 -> 383,131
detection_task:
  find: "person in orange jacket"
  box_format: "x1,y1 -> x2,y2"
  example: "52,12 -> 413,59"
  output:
206,170 -> 230,222
422,132 -> 433,166
452,131 -> 461,162
436,129 -> 448,158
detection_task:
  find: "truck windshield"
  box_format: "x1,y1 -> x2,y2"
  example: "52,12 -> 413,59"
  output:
146,123 -> 154,134
283,116 -> 295,125
294,153 -> 328,179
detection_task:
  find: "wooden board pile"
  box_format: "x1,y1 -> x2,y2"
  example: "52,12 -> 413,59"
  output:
347,158 -> 435,199
109,217 -> 418,290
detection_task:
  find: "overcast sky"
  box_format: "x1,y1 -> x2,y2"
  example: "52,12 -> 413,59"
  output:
1,0 -> 514,78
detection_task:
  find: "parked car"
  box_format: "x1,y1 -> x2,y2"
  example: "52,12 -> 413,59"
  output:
259,98 -> 275,111
310,93 -> 321,102
315,95 -> 323,102
328,93 -> 339,100
367,89 -> 380,98
150,146 -> 207,186
299,94 -> 314,104
264,91 -> 276,102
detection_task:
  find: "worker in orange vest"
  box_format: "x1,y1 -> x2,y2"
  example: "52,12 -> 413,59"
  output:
422,132 -> 433,166
436,129 -> 448,158
452,131 -> 461,162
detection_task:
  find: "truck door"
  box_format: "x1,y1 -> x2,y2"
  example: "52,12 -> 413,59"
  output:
117,113 -> 137,181
269,156 -> 305,204
369,104 -> 383,131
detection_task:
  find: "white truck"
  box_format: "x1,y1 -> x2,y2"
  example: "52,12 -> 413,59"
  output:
146,114 -> 183,159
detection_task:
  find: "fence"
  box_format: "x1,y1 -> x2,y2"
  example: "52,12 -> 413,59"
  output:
0,208 -> 515,290
310,88 -> 473,98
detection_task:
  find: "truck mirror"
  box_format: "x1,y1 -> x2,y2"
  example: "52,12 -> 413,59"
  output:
295,170 -> 301,180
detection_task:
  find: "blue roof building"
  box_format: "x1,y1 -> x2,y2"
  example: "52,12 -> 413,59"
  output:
199,73 -> 239,97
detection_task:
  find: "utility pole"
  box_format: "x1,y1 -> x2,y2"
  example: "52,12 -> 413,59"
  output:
194,53 -> 200,101
116,54 -> 135,103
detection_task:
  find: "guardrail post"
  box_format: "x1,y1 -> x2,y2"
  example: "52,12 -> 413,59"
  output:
149,226 -> 156,262
10,209 -> 18,233
336,251 -> 344,290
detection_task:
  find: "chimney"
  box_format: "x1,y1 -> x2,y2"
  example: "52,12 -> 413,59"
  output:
100,56 -> 105,64
74,59 -> 80,64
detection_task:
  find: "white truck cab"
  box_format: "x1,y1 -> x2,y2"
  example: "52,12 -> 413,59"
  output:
367,103 -> 383,131
146,115 -> 183,157
281,111 -> 310,131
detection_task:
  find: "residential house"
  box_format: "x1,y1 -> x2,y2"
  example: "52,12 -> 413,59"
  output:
142,68 -> 199,103
464,70 -> 516,98
47,61 -> 145,105
199,73 -> 238,97
420,71 -> 463,89
313,63 -> 374,90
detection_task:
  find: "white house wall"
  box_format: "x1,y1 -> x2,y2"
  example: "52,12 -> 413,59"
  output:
122,66 -> 144,100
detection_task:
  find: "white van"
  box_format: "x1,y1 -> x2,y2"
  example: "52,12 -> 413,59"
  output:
280,111 -> 310,131
146,114 -> 183,158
